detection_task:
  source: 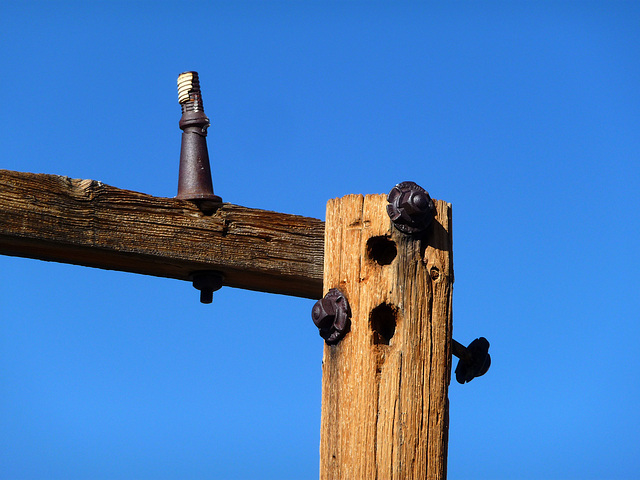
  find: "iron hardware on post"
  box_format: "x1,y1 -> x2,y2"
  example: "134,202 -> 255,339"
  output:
387,181 -> 491,384
387,181 -> 437,234
311,288 -> 352,345
451,337 -> 491,384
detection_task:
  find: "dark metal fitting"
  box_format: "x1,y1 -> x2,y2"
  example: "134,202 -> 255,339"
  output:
386,181 -> 437,234
311,288 -> 352,345
176,71 -> 222,210
189,271 -> 224,304
452,337 -> 491,384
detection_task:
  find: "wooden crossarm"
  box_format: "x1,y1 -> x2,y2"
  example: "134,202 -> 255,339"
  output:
0,169 -> 324,299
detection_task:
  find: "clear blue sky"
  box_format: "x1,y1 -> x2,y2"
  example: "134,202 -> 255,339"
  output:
1,1 -> 639,479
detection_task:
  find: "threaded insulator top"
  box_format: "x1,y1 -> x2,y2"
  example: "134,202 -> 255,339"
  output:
177,71 -> 204,113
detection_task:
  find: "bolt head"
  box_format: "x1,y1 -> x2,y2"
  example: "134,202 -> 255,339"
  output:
403,190 -> 430,215
311,299 -> 334,329
387,181 -> 436,234
311,288 -> 352,345
189,271 -> 224,304
455,337 -> 491,384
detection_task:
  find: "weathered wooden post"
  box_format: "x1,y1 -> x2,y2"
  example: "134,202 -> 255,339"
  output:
318,188 -> 453,479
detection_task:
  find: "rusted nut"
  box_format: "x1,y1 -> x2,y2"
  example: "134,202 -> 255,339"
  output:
189,271 -> 224,304
311,288 -> 352,345
386,181 -> 437,234
452,337 -> 491,384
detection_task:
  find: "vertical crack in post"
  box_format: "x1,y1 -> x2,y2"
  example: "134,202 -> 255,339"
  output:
394,351 -> 403,476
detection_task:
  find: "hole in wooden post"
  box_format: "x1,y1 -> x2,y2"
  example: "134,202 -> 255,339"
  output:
370,303 -> 397,345
366,236 -> 397,266
430,266 -> 440,281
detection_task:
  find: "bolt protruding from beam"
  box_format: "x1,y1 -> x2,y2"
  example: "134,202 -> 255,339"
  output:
189,271 -> 224,304
451,337 -> 491,384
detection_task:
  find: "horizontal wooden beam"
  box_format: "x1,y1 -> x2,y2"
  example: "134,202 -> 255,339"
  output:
0,170 -> 324,299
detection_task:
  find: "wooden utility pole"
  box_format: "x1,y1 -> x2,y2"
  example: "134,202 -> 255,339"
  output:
321,193 -> 453,479
0,169 -> 454,479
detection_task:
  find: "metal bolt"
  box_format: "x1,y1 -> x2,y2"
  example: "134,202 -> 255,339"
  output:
451,337 -> 491,384
311,288 -> 352,345
386,181 -> 437,234
176,71 -> 222,213
189,271 -> 223,304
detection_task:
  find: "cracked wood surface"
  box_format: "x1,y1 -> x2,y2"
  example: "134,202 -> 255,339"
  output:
0,170 -> 324,298
320,193 -> 453,479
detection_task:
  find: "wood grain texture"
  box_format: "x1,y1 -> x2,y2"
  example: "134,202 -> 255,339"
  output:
0,170 -> 324,298
320,193 -> 453,479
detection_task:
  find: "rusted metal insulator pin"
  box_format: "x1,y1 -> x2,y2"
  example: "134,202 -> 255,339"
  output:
311,288 -> 352,345
387,181 -> 437,234
451,337 -> 491,384
176,71 -> 222,213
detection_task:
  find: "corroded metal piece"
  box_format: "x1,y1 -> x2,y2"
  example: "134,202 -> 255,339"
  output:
311,288 -> 352,345
176,71 -> 222,211
386,181 -> 436,234
452,337 -> 491,384
190,271 -> 224,304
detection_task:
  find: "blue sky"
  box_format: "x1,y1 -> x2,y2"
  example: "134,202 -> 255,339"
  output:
1,1 -> 639,479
